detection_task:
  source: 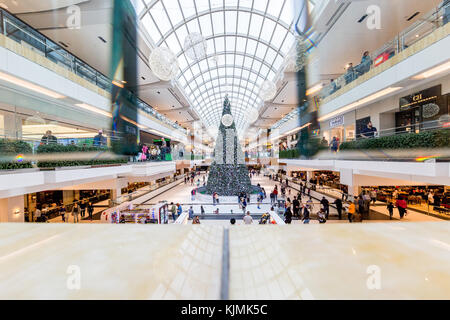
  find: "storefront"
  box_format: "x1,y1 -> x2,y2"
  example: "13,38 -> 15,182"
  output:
361,185 -> 449,219
322,114 -> 356,143
396,85 -> 449,132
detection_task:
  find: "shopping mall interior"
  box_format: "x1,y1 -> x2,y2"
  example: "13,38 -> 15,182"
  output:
0,0 -> 449,301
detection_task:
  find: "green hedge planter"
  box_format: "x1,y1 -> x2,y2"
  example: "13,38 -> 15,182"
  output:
0,139 -> 33,170
36,144 -> 128,168
339,129 -> 450,151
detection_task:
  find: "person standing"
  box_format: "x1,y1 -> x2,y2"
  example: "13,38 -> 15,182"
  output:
60,205 -> 66,222
87,202 -> 94,221
170,202 -> 177,221
347,201 -> 356,223
93,130 -> 107,147
427,191 -> 434,207
72,203 -> 80,223
200,205 -> 205,215
192,216 -> 200,224
334,198 -> 343,220
177,203 -> 182,217
188,206 -> 194,220
302,206 -> 310,224
243,211 -> 253,225
292,196 -> 300,218
34,206 -> 42,222
284,207 -> 293,224
191,189 -> 196,201
79,201 -> 86,218
273,187 -> 278,202
321,197 -> 330,219
362,121 -> 378,138
370,189 -> 377,204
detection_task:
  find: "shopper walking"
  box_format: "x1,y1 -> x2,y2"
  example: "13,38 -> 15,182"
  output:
188,206 -> 194,220
334,198 -> 343,220
321,197 -> 330,219
87,202 -> 94,221
396,197 -> 407,219
387,201 -> 394,220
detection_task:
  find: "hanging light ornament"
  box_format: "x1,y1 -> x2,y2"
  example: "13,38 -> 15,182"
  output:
184,33 -> 207,61
259,80 -> 277,101
247,108 -> 259,124
149,47 -> 179,81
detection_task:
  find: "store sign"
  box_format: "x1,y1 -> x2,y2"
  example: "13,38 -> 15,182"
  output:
329,115 -> 344,128
399,85 -> 441,111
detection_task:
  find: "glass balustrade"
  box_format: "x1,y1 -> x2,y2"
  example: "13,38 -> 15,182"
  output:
0,8 -> 187,136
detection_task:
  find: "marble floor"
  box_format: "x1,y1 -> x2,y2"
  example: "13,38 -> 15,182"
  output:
0,222 -> 449,299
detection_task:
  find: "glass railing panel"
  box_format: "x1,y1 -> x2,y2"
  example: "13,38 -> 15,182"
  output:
0,8 -> 188,137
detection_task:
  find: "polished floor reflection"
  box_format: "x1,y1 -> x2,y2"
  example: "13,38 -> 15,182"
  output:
0,222 -> 449,299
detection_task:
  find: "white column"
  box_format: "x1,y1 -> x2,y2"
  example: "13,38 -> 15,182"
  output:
0,195 -> 25,223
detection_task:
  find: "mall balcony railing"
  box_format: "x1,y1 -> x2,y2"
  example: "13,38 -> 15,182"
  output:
0,8 -> 187,136
278,120 -> 450,161
0,133 -> 180,170
318,2 -> 450,102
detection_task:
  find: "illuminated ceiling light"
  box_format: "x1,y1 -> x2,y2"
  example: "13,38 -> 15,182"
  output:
412,61 -> 450,80
112,80 -> 124,88
76,103 -> 112,118
0,71 -> 65,99
306,83 -> 324,96
319,87 -> 403,122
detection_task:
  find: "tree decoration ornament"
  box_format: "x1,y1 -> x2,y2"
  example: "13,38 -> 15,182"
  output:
184,33 -> 207,61
221,114 -> 234,127
259,80 -> 277,101
204,96 -> 254,196
149,47 -> 179,81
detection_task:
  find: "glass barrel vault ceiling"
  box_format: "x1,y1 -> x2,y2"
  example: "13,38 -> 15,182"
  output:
138,0 -> 297,133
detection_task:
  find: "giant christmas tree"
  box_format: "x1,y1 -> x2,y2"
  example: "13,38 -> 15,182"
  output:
205,96 -> 253,196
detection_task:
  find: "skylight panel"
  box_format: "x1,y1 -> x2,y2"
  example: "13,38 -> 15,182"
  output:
198,14 -> 213,37
267,0 -> 284,19
253,0 -> 268,13
150,2 -> 171,35
225,11 -> 237,34
248,14 -> 263,38
237,11 -> 250,34
212,11 -> 224,34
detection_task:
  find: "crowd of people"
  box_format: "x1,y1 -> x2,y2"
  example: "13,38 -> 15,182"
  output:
33,200 -> 95,223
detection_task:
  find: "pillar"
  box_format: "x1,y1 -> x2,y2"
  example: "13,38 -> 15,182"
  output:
3,112 -> 22,139
0,195 -> 25,223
